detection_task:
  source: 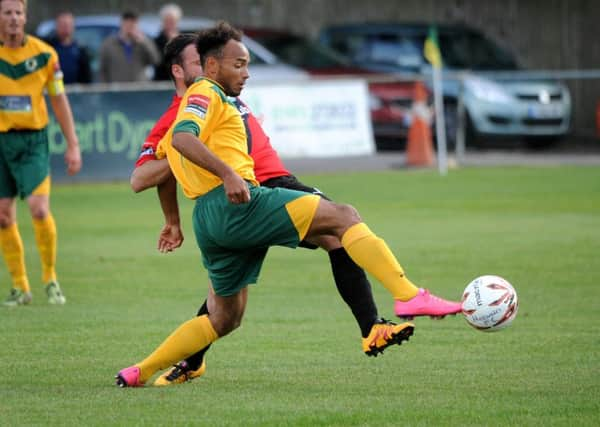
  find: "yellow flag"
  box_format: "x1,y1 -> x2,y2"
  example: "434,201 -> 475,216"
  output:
424,27 -> 442,68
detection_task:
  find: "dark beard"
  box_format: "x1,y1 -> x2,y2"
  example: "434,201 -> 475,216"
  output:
223,84 -> 240,97
184,75 -> 196,87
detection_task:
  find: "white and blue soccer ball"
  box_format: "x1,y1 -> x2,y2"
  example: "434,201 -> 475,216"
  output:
461,275 -> 518,332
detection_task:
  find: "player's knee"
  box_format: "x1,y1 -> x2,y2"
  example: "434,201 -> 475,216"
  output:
0,212 -> 13,228
30,206 -> 49,220
228,315 -> 243,332
216,318 -> 242,337
337,203 -> 362,225
210,311 -> 243,337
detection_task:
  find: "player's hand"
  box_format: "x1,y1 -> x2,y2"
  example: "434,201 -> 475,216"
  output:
223,172 -> 250,204
65,144 -> 82,175
158,223 -> 184,253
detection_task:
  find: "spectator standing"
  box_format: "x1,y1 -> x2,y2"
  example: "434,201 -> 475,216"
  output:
153,3 -> 182,81
99,10 -> 160,82
0,0 -> 82,306
45,11 -> 92,84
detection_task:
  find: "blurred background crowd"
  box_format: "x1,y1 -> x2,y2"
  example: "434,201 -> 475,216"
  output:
31,0 -> 600,151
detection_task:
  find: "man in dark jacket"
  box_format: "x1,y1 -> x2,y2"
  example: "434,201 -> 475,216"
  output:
45,11 -> 92,84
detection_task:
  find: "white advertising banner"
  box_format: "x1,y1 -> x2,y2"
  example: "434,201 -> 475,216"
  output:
242,78 -> 375,158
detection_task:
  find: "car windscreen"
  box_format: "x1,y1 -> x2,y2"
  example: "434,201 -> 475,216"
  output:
328,28 -> 518,71
252,34 -> 350,70
254,34 -> 352,69
438,30 -> 518,70
327,32 -> 424,71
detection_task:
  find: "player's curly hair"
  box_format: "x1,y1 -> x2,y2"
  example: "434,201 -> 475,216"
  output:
196,21 -> 243,66
163,33 -> 197,81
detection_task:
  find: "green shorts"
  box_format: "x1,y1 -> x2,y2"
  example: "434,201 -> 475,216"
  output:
193,183 -> 319,297
0,128 -> 49,199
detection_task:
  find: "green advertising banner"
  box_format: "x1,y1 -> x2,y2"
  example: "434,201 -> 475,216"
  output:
48,88 -> 173,182
48,79 -> 374,182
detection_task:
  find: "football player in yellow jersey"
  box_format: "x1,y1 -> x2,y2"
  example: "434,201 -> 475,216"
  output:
0,0 -> 81,306
116,22 -> 461,387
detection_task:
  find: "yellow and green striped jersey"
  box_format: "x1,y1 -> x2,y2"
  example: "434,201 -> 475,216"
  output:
0,35 -> 64,132
158,77 -> 257,199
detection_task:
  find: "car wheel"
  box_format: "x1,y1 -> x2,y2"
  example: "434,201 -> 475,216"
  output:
464,113 -> 484,149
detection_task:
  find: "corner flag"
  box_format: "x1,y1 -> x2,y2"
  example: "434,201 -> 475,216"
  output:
424,27 -> 442,68
424,26 -> 448,175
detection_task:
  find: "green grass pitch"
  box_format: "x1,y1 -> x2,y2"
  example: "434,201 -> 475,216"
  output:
1,165 -> 599,426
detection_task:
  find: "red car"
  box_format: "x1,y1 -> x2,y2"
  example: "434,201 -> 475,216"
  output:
242,28 -> 423,150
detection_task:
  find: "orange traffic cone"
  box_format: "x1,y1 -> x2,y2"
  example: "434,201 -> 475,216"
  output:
406,81 -> 435,167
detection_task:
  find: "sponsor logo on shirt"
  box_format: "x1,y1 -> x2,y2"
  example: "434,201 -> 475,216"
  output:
0,95 -> 32,112
185,95 -> 210,119
184,105 -> 206,119
188,95 -> 210,109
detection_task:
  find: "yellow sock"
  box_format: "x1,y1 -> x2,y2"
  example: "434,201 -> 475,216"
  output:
136,315 -> 218,383
0,223 -> 30,292
341,223 -> 419,301
32,214 -> 57,284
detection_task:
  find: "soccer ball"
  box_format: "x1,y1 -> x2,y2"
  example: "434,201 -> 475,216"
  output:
461,275 -> 518,332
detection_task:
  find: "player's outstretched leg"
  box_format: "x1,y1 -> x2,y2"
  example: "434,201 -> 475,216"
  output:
340,222 -> 461,319
362,318 -> 414,357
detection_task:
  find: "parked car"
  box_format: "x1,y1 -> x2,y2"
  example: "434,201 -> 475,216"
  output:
242,28 -> 423,149
35,15 -> 308,84
319,22 -> 571,148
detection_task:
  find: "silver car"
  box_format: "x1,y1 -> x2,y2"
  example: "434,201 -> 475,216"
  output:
461,75 -> 570,143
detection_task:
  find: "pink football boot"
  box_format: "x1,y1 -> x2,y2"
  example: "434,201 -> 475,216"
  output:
395,288 -> 462,320
115,366 -> 144,388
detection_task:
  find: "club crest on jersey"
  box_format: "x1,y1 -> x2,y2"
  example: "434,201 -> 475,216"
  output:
25,58 -> 37,72
185,95 -> 210,119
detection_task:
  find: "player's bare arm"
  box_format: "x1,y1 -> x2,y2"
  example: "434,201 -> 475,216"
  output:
172,132 -> 250,203
130,158 -> 172,193
156,173 -> 183,252
49,94 -> 81,175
